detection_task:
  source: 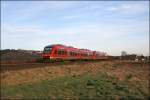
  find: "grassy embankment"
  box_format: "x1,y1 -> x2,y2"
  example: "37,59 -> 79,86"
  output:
1,71 -> 149,100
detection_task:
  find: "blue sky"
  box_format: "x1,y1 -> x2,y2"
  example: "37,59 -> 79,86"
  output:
1,1 -> 149,56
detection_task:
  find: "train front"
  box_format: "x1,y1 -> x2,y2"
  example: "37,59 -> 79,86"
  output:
42,46 -> 53,60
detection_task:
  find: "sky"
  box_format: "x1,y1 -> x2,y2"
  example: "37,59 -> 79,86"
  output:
1,1 -> 149,56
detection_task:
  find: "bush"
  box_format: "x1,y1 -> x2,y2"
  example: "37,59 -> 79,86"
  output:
126,74 -> 132,80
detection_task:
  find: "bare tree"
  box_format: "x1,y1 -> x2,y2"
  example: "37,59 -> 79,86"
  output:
121,51 -> 127,56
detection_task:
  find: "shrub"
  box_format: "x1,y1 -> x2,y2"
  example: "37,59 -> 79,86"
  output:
126,74 -> 132,80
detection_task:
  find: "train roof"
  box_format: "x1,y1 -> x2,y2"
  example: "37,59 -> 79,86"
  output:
44,44 -> 65,48
44,44 -> 104,54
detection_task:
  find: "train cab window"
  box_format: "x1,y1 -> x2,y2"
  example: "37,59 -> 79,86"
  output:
43,47 -> 52,54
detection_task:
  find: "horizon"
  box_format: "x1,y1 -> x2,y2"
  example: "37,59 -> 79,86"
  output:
1,48 -> 149,57
1,1 -> 149,56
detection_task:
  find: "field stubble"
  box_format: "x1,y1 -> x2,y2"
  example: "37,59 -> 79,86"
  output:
1,60 -> 149,99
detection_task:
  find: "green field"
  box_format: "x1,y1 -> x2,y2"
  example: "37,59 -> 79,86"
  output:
1,71 -> 149,100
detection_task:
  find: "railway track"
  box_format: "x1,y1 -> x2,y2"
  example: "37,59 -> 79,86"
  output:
1,60 -> 147,73
0,60 -> 105,73
1,62 -> 72,73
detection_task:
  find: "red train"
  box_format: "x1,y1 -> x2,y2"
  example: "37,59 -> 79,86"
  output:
42,44 -> 107,61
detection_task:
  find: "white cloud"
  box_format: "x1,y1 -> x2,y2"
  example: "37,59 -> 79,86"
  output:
63,15 -> 82,19
2,21 -> 149,56
1,1 -> 78,22
107,3 -> 149,15
2,24 -> 43,36
1,1 -> 149,55
2,18 -> 148,38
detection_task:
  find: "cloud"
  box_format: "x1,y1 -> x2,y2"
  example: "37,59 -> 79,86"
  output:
1,1 -> 149,55
1,1 -> 78,22
2,22 -> 149,56
2,19 -> 148,41
63,15 -> 82,19
107,3 -> 149,15
2,24 -> 43,36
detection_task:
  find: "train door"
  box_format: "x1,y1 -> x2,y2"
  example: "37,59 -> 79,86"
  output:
52,48 -> 58,58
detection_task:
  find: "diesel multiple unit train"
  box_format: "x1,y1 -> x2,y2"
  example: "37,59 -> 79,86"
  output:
42,44 -> 108,61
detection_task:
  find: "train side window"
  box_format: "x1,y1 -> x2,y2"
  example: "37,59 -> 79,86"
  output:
58,49 -> 61,55
64,50 -> 66,55
61,50 -> 63,55
75,52 -> 76,56
64,51 -> 67,55
86,54 -> 87,57
62,50 -> 65,55
73,52 -> 75,56
70,52 -> 72,56
83,54 -> 85,56
72,52 -> 74,56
